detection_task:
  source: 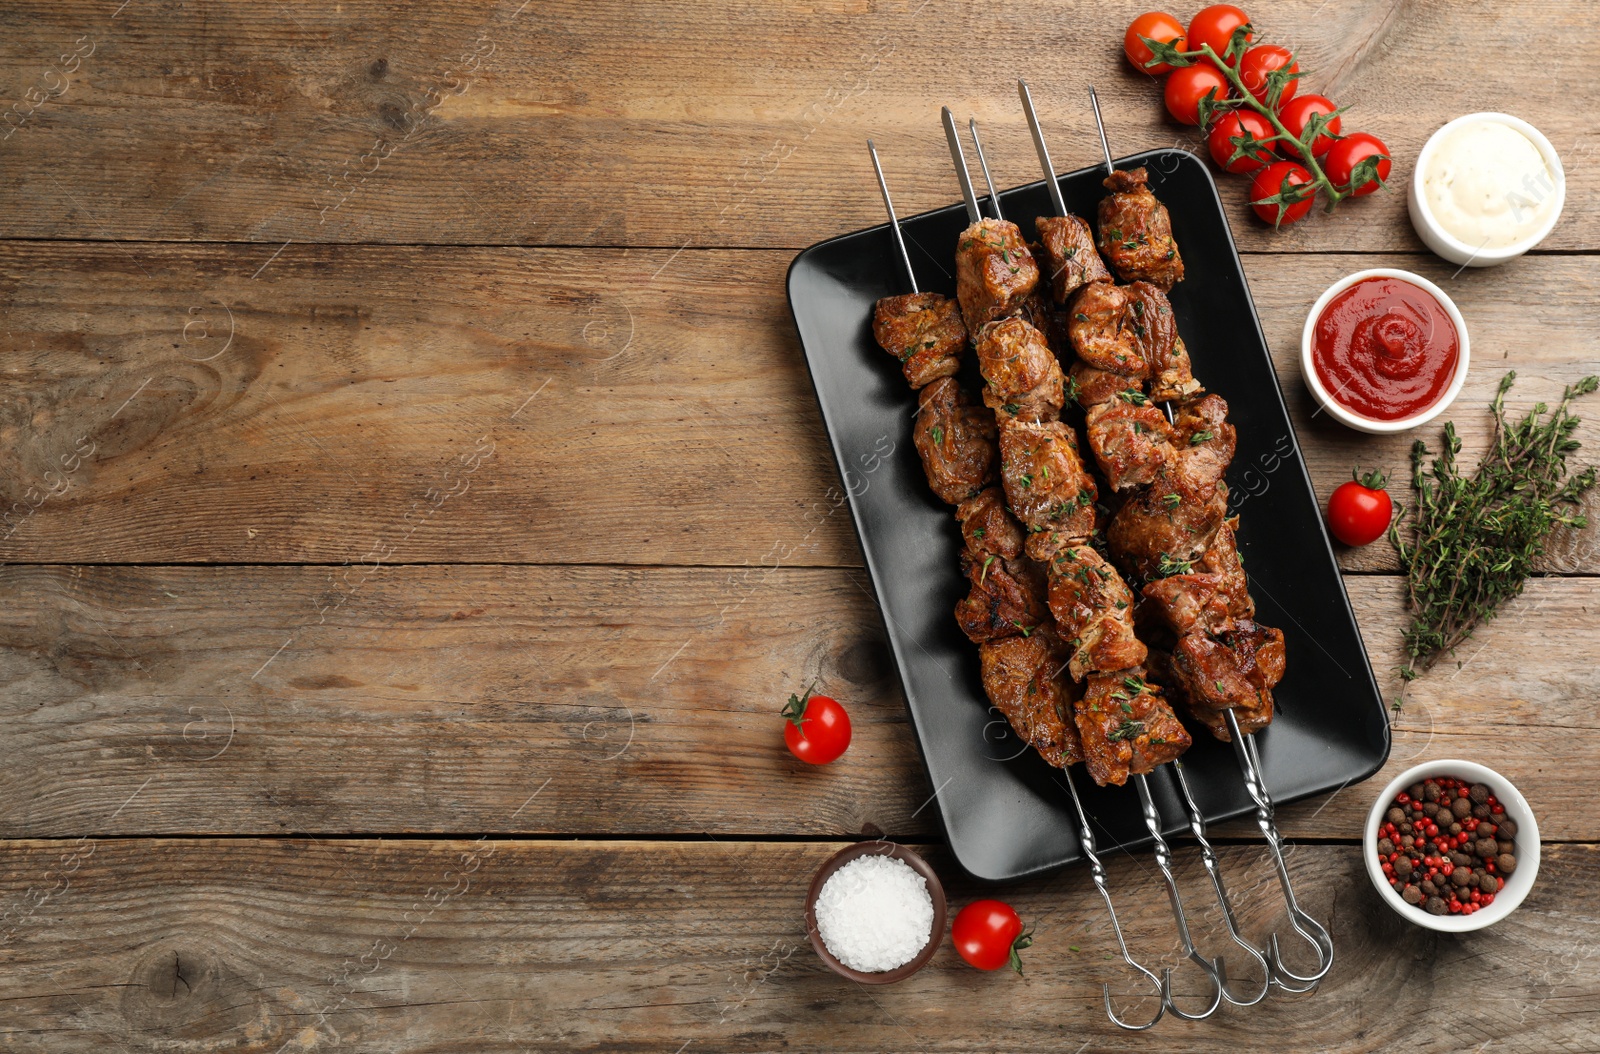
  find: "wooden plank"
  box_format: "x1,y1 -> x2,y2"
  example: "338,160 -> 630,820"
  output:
0,837 -> 1596,1051
0,564 -> 1592,841
0,1 -> 1595,251
3,243 -> 1597,569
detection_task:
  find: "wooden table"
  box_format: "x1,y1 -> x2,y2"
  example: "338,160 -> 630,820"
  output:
2,1 -> 1597,1050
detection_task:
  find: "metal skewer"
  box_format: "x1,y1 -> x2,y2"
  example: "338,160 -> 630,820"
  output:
868,140 -> 919,296
966,114 -> 1224,1022
1080,85 -> 1334,991
937,112 -> 1166,1031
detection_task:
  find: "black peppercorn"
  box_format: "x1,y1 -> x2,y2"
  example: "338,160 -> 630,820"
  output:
1497,818 -> 1518,839
1498,840 -> 1514,855
1497,853 -> 1517,874
1474,838 -> 1497,859
1378,837 -> 1395,855
1387,807 -> 1406,825
1395,857 -> 1414,879
1472,802 -> 1491,820
1451,867 -> 1473,887
1478,873 -> 1498,894
1449,851 -> 1471,868
1469,783 -> 1489,805
1451,797 -> 1472,819
1425,896 -> 1447,915
1420,879 -> 1438,897
1402,885 -> 1423,905
1424,782 -> 1441,803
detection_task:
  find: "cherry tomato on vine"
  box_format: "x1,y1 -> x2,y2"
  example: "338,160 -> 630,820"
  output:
1249,160 -> 1314,225
1164,62 -> 1231,126
1124,12 -> 1187,75
1207,109 -> 1276,173
1237,44 -> 1299,104
1323,132 -> 1392,196
951,899 -> 1033,975
1186,4 -> 1252,63
1326,469 -> 1393,546
781,685 -> 851,764
1277,93 -> 1342,158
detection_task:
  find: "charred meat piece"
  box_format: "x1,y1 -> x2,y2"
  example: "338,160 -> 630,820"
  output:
913,378 -> 997,505
1066,281 -> 1147,376
1035,214 -> 1111,304
979,631 -> 1084,768
1140,516 -> 1253,638
955,218 -> 1041,333
1098,167 -> 1184,289
1167,620 -> 1285,740
956,486 -> 1025,559
872,292 -> 969,389
954,545 -> 1048,643
1124,281 -> 1192,394
997,419 -> 1098,540
1151,337 -> 1202,403
1171,394 -> 1238,489
1068,360 -> 1143,409
975,317 -> 1066,425
1085,396 -> 1174,491
1046,545 -> 1147,679
1106,463 -> 1228,581
1075,670 -> 1192,786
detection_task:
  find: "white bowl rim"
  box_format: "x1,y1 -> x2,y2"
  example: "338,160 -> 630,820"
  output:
1363,758 -> 1540,933
1410,111 -> 1566,263
1299,267 -> 1471,434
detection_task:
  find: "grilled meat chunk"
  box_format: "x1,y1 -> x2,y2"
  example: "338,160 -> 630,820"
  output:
1151,336 -> 1202,403
1066,281 -> 1147,376
1068,360 -> 1141,409
979,631 -> 1085,768
955,218 -> 1040,333
997,419 -> 1098,540
1171,394 -> 1237,488
954,546 -> 1048,643
872,292 -> 969,389
1046,544 -> 1147,679
1085,396 -> 1174,491
1017,291 -> 1071,357
912,378 -> 997,505
1076,670 -> 1192,786
956,486 -> 1025,559
1107,464 -> 1228,581
975,317 -> 1066,425
1098,167 -> 1184,289
1035,214 -> 1111,304
1166,620 -> 1285,740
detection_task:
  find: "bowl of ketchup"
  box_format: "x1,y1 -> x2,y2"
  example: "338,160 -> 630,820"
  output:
1301,268 -> 1470,434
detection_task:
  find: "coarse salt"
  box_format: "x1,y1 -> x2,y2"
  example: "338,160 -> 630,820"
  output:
813,853 -> 933,973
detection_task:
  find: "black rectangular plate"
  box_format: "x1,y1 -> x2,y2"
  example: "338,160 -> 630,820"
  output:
787,148 -> 1390,883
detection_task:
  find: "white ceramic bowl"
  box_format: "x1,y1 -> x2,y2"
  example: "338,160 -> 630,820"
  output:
1300,267 -> 1470,434
1364,759 -> 1539,933
1408,111 -> 1565,268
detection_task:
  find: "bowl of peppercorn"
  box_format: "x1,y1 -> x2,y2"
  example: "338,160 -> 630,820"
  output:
1364,759 -> 1539,932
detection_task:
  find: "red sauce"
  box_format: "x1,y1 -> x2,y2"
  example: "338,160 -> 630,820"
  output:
1312,277 -> 1460,422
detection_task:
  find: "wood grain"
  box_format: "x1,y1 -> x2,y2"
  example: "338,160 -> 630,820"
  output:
3,243 -> 1597,570
1,1 -> 1595,252
1,564 -> 1593,842
1,837 -> 1596,1052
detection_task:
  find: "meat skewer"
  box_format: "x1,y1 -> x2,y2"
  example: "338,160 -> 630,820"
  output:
1018,77 -> 1272,1012
1080,86 -> 1333,991
891,126 -> 1168,1031
965,115 -> 1225,1024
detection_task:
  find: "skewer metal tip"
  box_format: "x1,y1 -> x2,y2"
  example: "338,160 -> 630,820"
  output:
966,116 -> 1005,223
1088,85 -> 1115,178
1018,78 -> 1069,218
940,106 -> 982,225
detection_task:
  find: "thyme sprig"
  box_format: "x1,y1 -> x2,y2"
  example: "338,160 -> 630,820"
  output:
1141,28 -> 1389,221
1388,372 -> 1599,710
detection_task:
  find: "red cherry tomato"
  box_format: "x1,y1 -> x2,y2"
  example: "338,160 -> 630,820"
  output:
951,899 -> 1033,974
1277,93 -> 1342,158
1249,160 -> 1314,225
1124,11 -> 1187,75
1186,4 -> 1252,64
1323,132 -> 1392,196
1326,469 -> 1393,546
1164,62 -> 1231,126
1207,109 -> 1276,173
1237,44 -> 1299,104
781,685 -> 851,764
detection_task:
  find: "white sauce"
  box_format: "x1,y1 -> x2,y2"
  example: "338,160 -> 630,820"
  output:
1422,121 -> 1558,249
